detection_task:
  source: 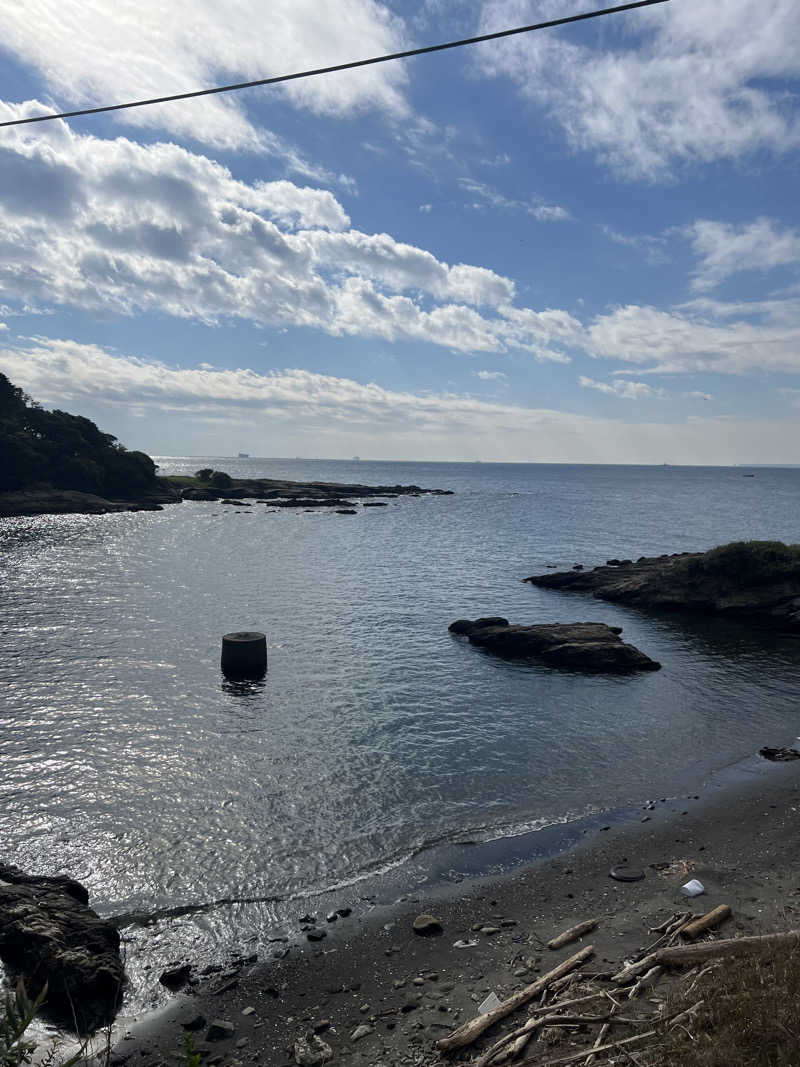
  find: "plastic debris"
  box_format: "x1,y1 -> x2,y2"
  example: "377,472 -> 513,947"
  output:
478,992 -> 502,1015
681,879 -> 705,897
453,938 -> 479,949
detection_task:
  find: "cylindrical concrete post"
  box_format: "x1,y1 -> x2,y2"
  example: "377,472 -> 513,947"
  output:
221,631 -> 267,678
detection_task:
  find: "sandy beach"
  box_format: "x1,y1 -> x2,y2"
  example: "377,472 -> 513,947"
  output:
111,754 -> 800,1067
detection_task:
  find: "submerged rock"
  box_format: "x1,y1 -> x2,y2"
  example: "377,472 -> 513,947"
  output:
0,863 -> 124,1032
449,619 -> 660,673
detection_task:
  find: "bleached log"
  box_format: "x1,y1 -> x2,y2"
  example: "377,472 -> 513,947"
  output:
547,920 -> 599,951
654,929 -> 800,967
435,945 -> 594,1052
679,905 -> 731,940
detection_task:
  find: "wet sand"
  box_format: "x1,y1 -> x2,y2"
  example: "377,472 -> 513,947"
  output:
111,756 -> 800,1067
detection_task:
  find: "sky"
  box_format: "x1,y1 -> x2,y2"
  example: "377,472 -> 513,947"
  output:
1,0 -> 799,464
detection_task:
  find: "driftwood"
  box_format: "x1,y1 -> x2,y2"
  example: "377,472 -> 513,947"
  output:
653,929 -> 800,967
547,920 -> 599,950
611,953 -> 659,985
435,945 -> 594,1052
584,997 -> 618,1066
520,1031 -> 657,1067
679,905 -> 731,940
627,965 -> 663,999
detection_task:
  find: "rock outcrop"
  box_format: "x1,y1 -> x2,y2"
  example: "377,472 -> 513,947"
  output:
449,618 -> 660,673
525,541 -> 800,633
0,863 -> 124,1032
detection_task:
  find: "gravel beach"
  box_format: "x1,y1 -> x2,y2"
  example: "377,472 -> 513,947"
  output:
112,756 -> 800,1067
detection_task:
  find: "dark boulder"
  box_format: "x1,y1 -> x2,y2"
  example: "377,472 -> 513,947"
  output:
0,863 -> 124,1032
449,620 -> 660,673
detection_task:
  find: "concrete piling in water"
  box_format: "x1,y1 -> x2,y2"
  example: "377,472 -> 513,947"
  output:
221,631 -> 267,678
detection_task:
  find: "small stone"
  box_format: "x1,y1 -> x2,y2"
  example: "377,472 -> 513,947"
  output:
350,1024 -> 374,1042
412,978 -> 425,986
179,1013 -> 206,1032
513,968 -> 528,978
413,914 -> 443,937
312,1020 -> 330,1034
299,914 -> 315,925
235,1039 -> 248,1049
160,963 -> 193,989
240,1007 -> 255,1018
393,979 -> 406,989
294,1035 -> 332,1066
206,1020 -> 235,1041
500,919 -> 517,928
480,926 -> 501,935
336,907 -> 352,918
359,1003 -> 370,1013
325,912 -> 338,923
306,929 -> 326,942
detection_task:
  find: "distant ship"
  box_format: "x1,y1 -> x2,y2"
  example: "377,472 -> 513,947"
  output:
237,452 -> 250,458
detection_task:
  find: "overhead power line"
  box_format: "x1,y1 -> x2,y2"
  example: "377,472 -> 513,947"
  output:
0,0 -> 669,131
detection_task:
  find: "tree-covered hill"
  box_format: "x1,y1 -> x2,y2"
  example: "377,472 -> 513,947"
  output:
0,372 -> 161,498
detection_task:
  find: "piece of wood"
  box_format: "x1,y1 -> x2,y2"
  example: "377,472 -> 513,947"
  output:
627,965 -> 663,999
611,953 -> 659,984
669,1000 -> 704,1030
520,1030 -> 658,1067
584,998 -> 618,1067
679,905 -> 731,940
653,929 -> 800,967
548,920 -> 599,950
435,945 -> 594,1052
529,991 -> 608,1016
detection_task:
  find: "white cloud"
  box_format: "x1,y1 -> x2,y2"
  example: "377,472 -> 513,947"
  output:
0,108 -> 578,361
459,178 -> 570,221
477,0 -> 800,180
688,218 -> 800,291
579,376 -> 663,400
0,0 -> 409,155
585,302 -> 800,375
419,204 -> 433,213
476,369 -> 507,381
684,391 -> 714,401
3,336 -> 798,464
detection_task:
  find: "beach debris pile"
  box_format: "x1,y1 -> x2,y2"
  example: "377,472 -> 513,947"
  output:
433,909 -> 800,1065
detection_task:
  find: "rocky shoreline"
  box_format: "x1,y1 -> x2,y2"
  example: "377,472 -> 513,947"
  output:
526,541 -> 800,633
0,475 -> 453,518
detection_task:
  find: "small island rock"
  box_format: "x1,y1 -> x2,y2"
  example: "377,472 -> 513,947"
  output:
449,619 -> 660,673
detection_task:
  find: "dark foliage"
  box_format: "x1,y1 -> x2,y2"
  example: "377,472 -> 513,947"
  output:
682,540 -> 800,587
0,372 -> 158,496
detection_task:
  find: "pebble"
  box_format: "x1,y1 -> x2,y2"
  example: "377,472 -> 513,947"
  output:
312,1021 -> 330,1035
513,968 -> 529,978
337,907 -> 352,918
393,979 -> 406,989
306,929 -> 327,942
206,1020 -> 235,1041
326,912 -> 338,922
351,1025 -> 374,1042
240,1007 -> 255,1017
412,978 -> 425,986
294,1035 -> 333,1066
480,926 -> 501,935
179,1013 -> 206,1032
412,914 -> 443,937
235,1039 -> 248,1048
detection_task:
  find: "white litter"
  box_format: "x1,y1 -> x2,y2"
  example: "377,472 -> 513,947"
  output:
452,938 -> 479,949
681,878 -> 705,897
478,992 -> 502,1015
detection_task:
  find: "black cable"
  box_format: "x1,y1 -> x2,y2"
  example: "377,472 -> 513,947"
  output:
0,0 -> 670,130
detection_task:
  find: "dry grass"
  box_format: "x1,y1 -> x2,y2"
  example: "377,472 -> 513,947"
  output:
653,944 -> 800,1066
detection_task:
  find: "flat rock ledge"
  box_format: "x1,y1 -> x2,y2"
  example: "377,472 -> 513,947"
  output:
449,618 -> 661,673
525,541 -> 800,633
0,863 -> 124,1032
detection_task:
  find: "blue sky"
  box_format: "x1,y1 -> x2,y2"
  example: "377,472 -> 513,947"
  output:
1,0 -> 799,463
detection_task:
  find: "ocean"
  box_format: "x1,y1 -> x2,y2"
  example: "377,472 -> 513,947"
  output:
2,459 -> 799,1012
